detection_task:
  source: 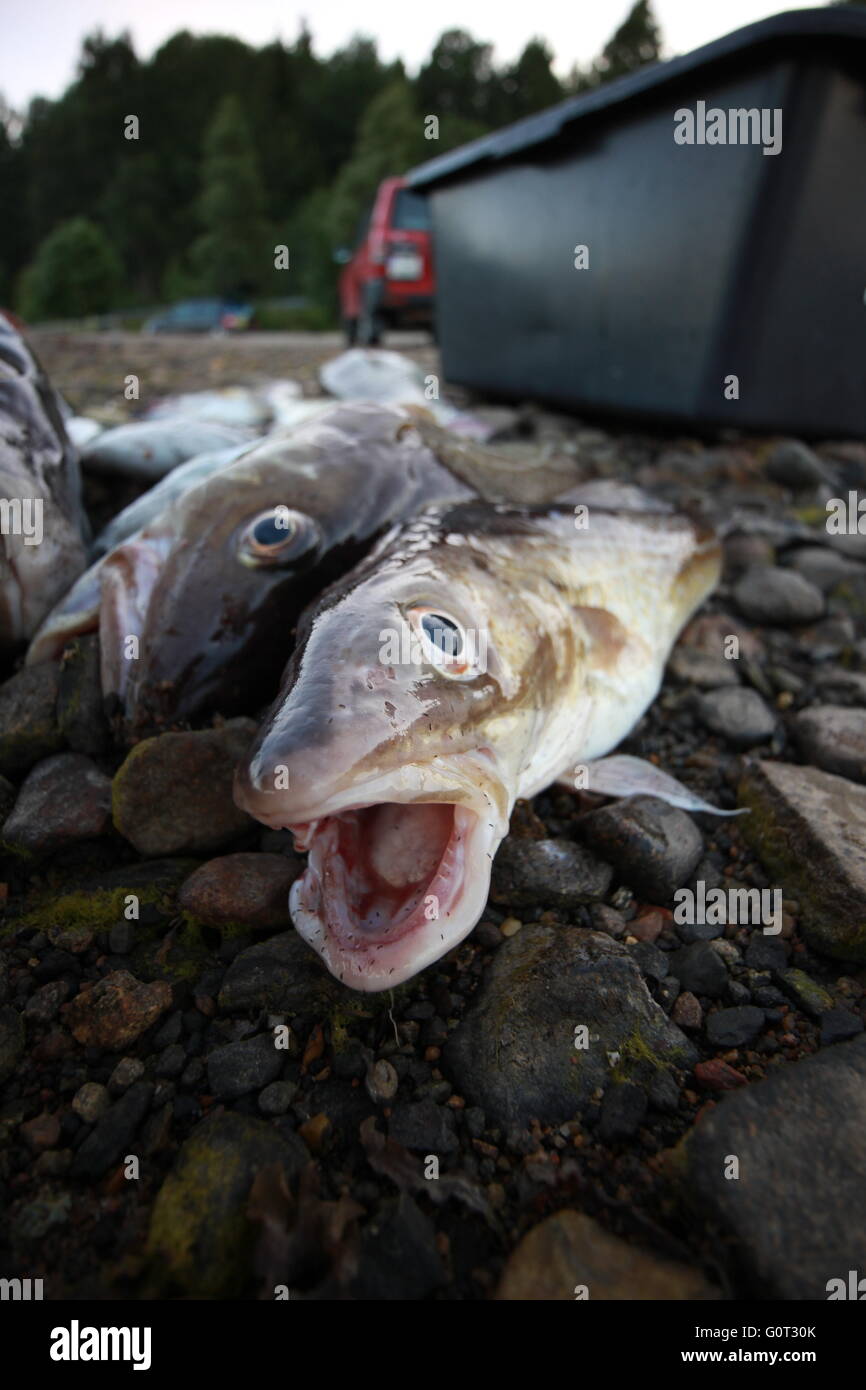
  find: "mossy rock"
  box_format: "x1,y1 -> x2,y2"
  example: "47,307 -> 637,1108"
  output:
444,925 -> 696,1129
7,858 -> 199,942
145,1111 -> 308,1298
738,760 -> 866,964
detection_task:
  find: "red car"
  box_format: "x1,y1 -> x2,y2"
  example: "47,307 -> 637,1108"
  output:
338,177 -> 435,345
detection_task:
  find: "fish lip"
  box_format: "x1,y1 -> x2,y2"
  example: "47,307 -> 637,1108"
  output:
289,800 -> 501,992
234,752 -> 508,992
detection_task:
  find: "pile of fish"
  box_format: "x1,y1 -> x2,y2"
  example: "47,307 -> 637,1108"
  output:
2,314 -> 729,990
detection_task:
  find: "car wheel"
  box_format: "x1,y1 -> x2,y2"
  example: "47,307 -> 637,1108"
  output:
343,316 -> 358,346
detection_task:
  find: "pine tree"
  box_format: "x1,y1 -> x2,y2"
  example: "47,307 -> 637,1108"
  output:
596,1 -> 662,83
190,94 -> 271,298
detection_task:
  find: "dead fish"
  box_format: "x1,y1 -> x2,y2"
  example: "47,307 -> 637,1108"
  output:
320,348 -> 487,437
27,403 -> 482,726
147,387 -> 272,431
90,439 -> 262,558
234,497 -> 722,991
0,312 -> 87,649
81,418 -> 255,480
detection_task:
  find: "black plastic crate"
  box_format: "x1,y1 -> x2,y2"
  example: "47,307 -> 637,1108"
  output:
408,8 -> 866,437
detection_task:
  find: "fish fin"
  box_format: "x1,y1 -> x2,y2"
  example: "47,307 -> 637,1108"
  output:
557,754 -> 748,817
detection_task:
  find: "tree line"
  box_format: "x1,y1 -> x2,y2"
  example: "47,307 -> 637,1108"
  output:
0,2 -> 662,324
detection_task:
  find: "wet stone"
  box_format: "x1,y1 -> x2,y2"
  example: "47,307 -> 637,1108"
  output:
793,706 -> 866,785
784,546 -> 865,593
779,968 -> 834,1020
71,1081 -> 110,1124
495,1210 -> 719,1301
676,1035 -> 866,1299
666,648 -> 740,688
444,927 -> 695,1130
218,931 -> 341,1015
0,662 -> 63,780
733,564 -> 825,625
146,1111 -> 309,1297
388,1098 -> 458,1155
744,934 -> 788,973
669,943 -> 728,999
23,979 -> 70,1023
738,760 -> 866,965
597,1081 -> 647,1142
820,1009 -> 864,1045
108,1056 -> 145,1094
764,439 -> 831,490
206,1033 -> 282,1100
257,1080 -> 297,1116
112,719 -> 257,856
2,752 -> 112,856
490,836 -> 612,911
705,1005 -> 765,1048
348,1194 -> 446,1301
178,852 -> 298,932
578,796 -> 703,904
696,687 -> 776,750
56,634 -> 112,757
64,970 -> 172,1050
70,1080 -> 154,1179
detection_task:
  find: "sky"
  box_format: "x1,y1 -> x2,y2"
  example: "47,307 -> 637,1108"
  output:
2,0 -> 828,110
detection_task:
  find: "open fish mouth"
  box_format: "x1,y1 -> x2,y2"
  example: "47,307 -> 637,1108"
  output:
287,799 -> 494,991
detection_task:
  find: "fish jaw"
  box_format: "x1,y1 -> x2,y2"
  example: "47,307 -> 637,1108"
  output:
235,752 -> 510,991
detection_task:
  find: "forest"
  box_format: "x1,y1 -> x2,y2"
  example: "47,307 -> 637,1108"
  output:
0,2 -> 663,325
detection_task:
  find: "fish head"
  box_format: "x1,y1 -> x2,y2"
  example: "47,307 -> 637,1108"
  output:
234,505 -> 557,991
235,497 -> 723,990
115,463 -> 329,727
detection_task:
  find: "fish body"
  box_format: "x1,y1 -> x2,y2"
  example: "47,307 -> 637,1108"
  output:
0,313 -> 87,649
81,418 -> 255,480
234,498 -> 722,991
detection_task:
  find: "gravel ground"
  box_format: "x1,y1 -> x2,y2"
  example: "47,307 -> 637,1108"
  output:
1,333 -> 865,1301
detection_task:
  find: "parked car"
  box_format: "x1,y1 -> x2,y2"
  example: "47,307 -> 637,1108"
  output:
337,177 -> 435,345
143,299 -> 254,335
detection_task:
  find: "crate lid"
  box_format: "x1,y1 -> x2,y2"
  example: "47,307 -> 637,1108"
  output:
407,6 -> 866,189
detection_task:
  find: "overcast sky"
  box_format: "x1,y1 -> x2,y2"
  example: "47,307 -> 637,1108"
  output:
3,0 -> 826,110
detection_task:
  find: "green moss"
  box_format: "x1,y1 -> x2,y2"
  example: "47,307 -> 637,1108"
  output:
791,505 -> 829,526
5,859 -> 199,944
4,887 -> 133,939
130,920 -> 211,984
610,1024 -> 688,1085
146,1139 -> 248,1298
110,737 -> 157,826
144,1112 -> 298,1298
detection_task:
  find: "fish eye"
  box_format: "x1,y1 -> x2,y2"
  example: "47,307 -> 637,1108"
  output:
407,605 -> 484,680
239,507 -> 319,568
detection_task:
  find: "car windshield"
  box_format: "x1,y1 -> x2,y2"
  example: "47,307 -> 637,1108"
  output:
391,189 -> 430,231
